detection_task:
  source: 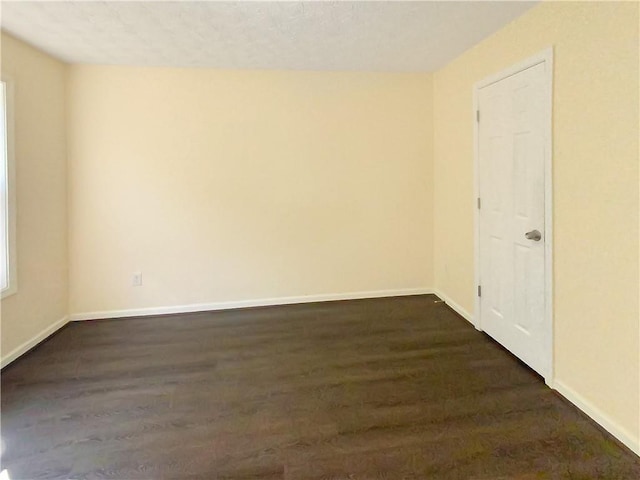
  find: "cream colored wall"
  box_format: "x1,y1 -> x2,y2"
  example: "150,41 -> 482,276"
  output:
4,2 -> 637,455
0,34 -> 68,359
67,66 -> 434,315
433,1 -> 639,446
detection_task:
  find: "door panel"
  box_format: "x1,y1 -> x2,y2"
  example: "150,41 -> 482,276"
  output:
478,62 -> 548,377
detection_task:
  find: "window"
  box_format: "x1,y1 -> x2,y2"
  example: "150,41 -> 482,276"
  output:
1,79 -> 16,298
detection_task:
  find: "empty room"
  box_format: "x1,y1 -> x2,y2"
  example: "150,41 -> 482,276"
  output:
1,1 -> 639,478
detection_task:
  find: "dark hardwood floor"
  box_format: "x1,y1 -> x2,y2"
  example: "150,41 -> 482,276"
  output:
1,295 -> 639,479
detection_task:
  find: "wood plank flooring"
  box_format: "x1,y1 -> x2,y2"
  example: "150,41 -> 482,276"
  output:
2,295 -> 639,479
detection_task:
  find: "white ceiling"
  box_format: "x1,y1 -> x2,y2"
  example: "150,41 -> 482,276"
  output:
1,1 -> 537,72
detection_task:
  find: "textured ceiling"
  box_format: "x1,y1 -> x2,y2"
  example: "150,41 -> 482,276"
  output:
1,1 -> 537,72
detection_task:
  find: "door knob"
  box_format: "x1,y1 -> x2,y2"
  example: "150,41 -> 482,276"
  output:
525,230 -> 542,241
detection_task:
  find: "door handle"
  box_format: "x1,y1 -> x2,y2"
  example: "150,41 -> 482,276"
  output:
525,230 -> 542,241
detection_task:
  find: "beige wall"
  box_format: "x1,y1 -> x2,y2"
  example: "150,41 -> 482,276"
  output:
433,1 -> 639,446
3,1 -> 638,454
0,34 -> 68,360
67,66 -> 434,315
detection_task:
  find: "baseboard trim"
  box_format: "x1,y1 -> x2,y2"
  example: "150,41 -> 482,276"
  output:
1,315 -> 69,369
552,379 -> 640,456
431,289 -> 639,457
8,295 -> 639,458
432,288 -> 475,326
69,288 -> 435,322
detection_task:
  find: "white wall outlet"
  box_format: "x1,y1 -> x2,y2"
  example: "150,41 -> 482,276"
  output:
132,272 -> 142,287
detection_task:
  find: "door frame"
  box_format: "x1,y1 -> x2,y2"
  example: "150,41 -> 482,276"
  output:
472,47 -> 554,384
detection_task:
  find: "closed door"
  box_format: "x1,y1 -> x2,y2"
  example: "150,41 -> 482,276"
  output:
477,60 -> 550,378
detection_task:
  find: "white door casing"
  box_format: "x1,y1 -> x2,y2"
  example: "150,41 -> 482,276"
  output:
474,49 -> 553,381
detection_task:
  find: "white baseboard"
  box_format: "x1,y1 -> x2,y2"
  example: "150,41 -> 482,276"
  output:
432,288 -> 639,457
7,294 -> 639,459
432,288 -> 475,326
69,288 -> 435,322
552,379 -> 640,456
1,315 -> 69,368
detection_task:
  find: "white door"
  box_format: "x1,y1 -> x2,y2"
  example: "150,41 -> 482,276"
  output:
477,60 -> 550,378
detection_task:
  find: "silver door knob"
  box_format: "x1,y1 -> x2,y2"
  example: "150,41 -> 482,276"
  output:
525,230 -> 542,241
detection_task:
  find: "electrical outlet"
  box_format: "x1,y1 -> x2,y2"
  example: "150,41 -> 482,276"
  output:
132,272 -> 142,287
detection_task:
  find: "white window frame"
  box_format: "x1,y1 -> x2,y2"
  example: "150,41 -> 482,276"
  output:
1,77 -> 17,298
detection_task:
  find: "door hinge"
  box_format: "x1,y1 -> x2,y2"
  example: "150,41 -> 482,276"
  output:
477,197 -> 481,209
476,110 -> 480,122
477,285 -> 482,297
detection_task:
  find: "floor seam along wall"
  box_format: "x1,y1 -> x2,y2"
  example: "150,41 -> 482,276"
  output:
3,288 -> 639,456
552,379 -> 640,455
69,288 -> 434,321
1,315 -> 69,368
434,287 -> 640,456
